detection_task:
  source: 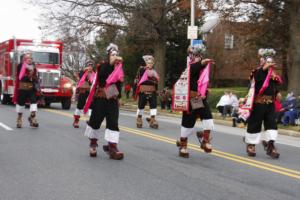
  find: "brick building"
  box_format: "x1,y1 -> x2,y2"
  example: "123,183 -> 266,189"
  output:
200,17 -> 263,87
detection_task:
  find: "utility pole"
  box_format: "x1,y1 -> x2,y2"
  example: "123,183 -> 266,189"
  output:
187,0 -> 197,45
191,0 -> 195,45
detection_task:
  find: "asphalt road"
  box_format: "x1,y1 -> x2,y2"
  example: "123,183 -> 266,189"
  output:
0,103 -> 300,200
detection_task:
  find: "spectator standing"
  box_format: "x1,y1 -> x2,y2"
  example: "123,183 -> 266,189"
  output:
158,90 -> 166,109
164,87 -> 172,111
124,83 -> 131,99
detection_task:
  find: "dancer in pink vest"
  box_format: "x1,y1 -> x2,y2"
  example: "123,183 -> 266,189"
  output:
175,45 -> 214,158
83,43 -> 124,159
243,48 -> 282,158
73,61 -> 95,128
14,53 -> 40,128
135,55 -> 160,129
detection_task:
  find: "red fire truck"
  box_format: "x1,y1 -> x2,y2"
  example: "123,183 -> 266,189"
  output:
0,38 -> 73,109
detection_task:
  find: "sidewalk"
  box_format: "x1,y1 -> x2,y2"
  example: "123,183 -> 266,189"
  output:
120,103 -> 300,138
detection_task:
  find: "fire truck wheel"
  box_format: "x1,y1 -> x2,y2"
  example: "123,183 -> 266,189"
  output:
1,94 -> 10,105
45,101 -> 51,107
61,98 -> 71,110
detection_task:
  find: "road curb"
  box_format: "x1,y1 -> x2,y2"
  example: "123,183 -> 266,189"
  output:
120,104 -> 300,138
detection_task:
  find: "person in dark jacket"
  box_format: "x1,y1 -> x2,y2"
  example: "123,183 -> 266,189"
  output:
83,43 -> 124,160
135,55 -> 160,129
14,53 -> 40,128
73,61 -> 95,128
244,48 -> 282,159
176,45 -> 214,158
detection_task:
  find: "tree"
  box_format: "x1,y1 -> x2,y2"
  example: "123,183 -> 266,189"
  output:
31,0 -> 204,90
209,0 -> 300,94
286,0 -> 300,95
59,29 -> 95,81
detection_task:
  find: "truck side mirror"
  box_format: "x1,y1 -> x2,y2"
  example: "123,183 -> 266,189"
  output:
9,52 -> 14,60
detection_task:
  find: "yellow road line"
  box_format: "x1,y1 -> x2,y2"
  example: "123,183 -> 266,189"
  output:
44,109 -> 300,180
120,126 -> 300,180
119,125 -> 300,176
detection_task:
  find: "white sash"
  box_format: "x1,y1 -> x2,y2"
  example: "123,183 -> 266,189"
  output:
172,59 -> 191,111
243,78 -> 255,110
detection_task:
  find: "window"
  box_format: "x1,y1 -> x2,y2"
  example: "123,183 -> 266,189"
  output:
224,34 -> 234,49
32,52 -> 59,64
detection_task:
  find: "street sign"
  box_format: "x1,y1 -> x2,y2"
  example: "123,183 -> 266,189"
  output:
187,26 -> 198,39
192,39 -> 203,47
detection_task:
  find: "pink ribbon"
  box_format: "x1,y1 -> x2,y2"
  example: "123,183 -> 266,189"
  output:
258,66 -> 283,96
197,62 -> 211,97
83,62 -> 124,114
138,69 -> 149,86
106,62 -> 124,86
18,62 -> 27,80
258,67 -> 273,96
83,71 -> 98,114
138,69 -> 159,86
77,71 -> 95,88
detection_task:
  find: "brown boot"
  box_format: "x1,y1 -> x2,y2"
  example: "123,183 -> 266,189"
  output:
73,115 -> 80,128
103,142 -> 124,160
16,113 -> 22,128
262,140 -> 280,159
146,116 -> 159,129
176,137 -> 189,158
89,138 -> 98,157
136,115 -> 143,128
28,112 -> 39,127
246,144 -> 256,157
197,131 -> 212,153
242,137 -> 256,157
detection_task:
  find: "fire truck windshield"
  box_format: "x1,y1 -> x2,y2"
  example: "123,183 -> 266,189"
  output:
32,52 -> 59,64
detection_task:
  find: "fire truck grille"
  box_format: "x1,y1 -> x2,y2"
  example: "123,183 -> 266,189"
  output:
38,72 -> 60,88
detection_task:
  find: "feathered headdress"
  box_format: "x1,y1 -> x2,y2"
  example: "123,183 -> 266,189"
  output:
106,43 -> 119,54
258,48 -> 276,58
142,55 -> 155,63
85,60 -> 94,65
191,43 -> 206,56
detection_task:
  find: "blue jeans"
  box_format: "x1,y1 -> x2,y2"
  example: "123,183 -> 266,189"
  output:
282,110 -> 299,125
